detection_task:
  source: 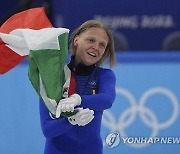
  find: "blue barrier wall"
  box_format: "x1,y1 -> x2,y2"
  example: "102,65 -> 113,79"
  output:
0,52 -> 180,154
101,52 -> 180,154
0,62 -> 44,154
52,0 -> 180,50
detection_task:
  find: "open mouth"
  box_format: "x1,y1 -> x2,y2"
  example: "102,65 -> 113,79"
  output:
87,52 -> 96,57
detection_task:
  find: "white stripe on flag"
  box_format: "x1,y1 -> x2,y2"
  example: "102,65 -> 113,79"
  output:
0,28 -> 69,56
63,65 -> 71,98
39,74 -> 57,116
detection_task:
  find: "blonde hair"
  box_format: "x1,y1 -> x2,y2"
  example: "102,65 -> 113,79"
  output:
70,20 -> 116,68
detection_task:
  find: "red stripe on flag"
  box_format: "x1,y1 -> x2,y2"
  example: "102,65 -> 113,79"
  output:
0,41 -> 26,74
68,72 -> 76,96
0,7 -> 52,33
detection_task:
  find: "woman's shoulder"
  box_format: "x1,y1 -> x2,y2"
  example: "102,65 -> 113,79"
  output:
96,66 -> 115,77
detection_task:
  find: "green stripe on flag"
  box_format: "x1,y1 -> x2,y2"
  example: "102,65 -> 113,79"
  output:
28,32 -> 78,117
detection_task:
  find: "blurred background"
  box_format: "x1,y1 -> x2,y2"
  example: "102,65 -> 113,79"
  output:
0,0 -> 180,154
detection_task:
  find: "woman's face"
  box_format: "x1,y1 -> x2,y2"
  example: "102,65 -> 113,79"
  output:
73,27 -> 109,66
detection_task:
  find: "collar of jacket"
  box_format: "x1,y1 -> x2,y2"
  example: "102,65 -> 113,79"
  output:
67,56 -> 95,76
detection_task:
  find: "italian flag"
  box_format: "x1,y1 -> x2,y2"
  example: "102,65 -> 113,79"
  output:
0,7 -> 52,74
0,8 -> 77,117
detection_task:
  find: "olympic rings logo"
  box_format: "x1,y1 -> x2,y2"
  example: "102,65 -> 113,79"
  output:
102,87 -> 179,148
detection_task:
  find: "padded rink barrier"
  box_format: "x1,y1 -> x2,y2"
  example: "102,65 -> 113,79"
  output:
0,52 -> 180,154
101,52 -> 180,154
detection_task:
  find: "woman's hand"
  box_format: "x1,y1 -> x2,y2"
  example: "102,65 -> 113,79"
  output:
68,108 -> 94,126
56,94 -> 81,118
